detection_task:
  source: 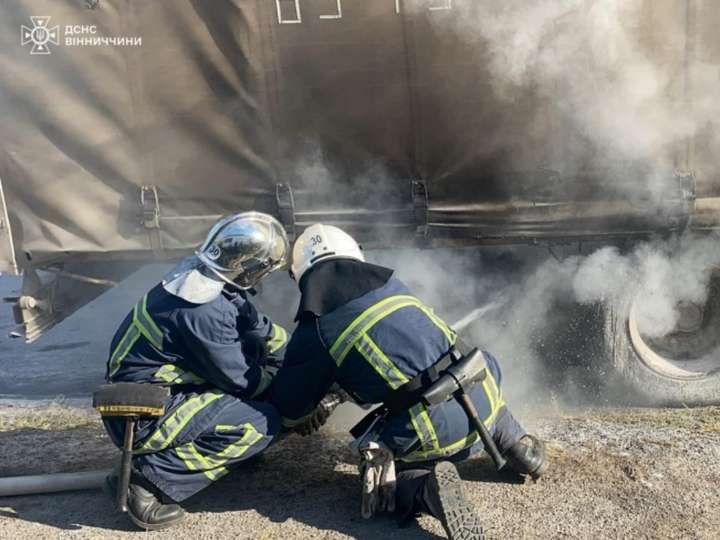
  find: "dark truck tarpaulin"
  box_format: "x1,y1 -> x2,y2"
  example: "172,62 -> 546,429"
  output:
0,0 -> 719,338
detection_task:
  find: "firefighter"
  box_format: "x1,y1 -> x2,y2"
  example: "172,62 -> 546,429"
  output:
103,212 -> 290,530
269,224 -> 547,540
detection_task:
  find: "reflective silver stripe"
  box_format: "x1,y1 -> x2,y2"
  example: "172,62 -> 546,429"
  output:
266,324 -> 288,354
175,442 -> 225,481
355,334 -> 408,390
401,369 -> 505,463
138,391 -> 223,453
175,424 -> 264,481
213,424 -> 264,460
107,294 -> 163,379
329,295 -> 418,366
415,304 -> 456,345
408,403 -> 439,452
107,324 -> 142,379
133,295 -> 163,349
154,364 -> 206,386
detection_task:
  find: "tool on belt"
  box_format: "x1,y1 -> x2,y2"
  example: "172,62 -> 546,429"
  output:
351,343 -> 506,470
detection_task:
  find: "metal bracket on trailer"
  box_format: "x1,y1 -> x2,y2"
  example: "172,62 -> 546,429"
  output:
140,185 -> 164,255
412,180 -> 429,238
276,183 -> 296,241
666,170 -> 696,232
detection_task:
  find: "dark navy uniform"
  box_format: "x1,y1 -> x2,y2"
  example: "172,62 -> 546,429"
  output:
104,280 -> 287,502
269,260 -> 525,467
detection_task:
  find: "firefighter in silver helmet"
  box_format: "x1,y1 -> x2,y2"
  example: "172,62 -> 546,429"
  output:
102,211 -> 290,530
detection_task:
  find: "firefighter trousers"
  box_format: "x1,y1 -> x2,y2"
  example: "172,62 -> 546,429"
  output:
104,389 -> 280,502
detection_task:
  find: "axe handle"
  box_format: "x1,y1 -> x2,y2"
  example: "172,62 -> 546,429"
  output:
118,417 -> 135,513
456,392 -> 506,471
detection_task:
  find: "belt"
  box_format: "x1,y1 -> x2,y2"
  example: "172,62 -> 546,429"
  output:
349,339 -> 472,439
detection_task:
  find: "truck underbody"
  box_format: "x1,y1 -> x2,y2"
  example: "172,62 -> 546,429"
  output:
1,0 -> 718,403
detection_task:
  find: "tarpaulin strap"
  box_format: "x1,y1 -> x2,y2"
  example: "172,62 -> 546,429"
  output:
266,323 -> 288,354
330,295 -> 453,367
175,423 -> 264,481
154,364 -> 206,386
400,370 -> 504,463
137,391 -> 223,453
108,294 -> 163,379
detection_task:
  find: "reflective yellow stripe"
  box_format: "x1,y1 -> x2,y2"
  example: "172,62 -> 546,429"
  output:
175,442 -> 225,481
133,295 -> 162,349
408,403 -> 439,452
213,424 -> 263,460
267,324 -> 288,354
108,324 -> 142,379
402,370 -> 505,463
329,295 -> 418,365
176,424 -> 263,481
138,391 -> 223,453
154,364 -> 206,386
107,294 -> 163,379
415,304 -> 456,345
355,334 -> 409,390
329,295 -> 456,367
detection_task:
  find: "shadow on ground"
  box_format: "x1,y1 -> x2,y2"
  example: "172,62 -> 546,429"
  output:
1,434 -> 475,538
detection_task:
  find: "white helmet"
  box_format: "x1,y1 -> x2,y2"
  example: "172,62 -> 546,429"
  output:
290,224 -> 364,283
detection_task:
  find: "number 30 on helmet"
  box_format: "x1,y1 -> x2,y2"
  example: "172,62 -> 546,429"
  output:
196,211 -> 289,290
290,224 -> 365,283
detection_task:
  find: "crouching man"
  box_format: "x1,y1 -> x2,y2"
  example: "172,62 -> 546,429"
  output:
103,212 -> 290,530
269,224 -> 547,540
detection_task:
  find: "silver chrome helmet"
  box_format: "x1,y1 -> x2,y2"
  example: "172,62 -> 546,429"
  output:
195,211 -> 289,290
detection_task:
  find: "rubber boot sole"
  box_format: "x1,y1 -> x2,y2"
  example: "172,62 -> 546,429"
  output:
429,462 -> 485,540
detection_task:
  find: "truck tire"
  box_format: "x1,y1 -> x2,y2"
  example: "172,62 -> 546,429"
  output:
605,273 -> 720,406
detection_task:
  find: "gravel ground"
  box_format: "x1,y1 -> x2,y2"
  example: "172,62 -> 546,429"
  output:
1,405 -> 719,539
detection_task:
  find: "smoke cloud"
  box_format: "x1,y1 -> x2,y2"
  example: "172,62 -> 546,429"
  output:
364,231 -> 720,409
446,0 -> 720,196
268,1 -> 720,413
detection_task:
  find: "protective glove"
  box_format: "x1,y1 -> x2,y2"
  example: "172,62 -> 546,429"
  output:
293,391 -> 344,436
358,441 -> 396,519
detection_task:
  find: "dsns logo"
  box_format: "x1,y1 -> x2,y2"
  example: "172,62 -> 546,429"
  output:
21,16 -> 60,55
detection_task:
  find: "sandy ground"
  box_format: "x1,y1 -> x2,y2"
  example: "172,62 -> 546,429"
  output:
1,404 -> 719,540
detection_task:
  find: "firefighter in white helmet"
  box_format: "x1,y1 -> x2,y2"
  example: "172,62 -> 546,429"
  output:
270,223 -> 547,540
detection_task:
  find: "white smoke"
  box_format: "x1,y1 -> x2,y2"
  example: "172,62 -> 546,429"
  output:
573,234 -> 720,338
447,0 -> 720,193
363,231 -> 719,407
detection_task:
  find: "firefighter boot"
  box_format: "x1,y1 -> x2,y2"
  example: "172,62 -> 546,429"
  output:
422,461 -> 484,540
106,471 -> 186,531
506,434 -> 547,479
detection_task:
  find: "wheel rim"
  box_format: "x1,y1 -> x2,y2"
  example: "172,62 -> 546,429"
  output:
628,272 -> 720,381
